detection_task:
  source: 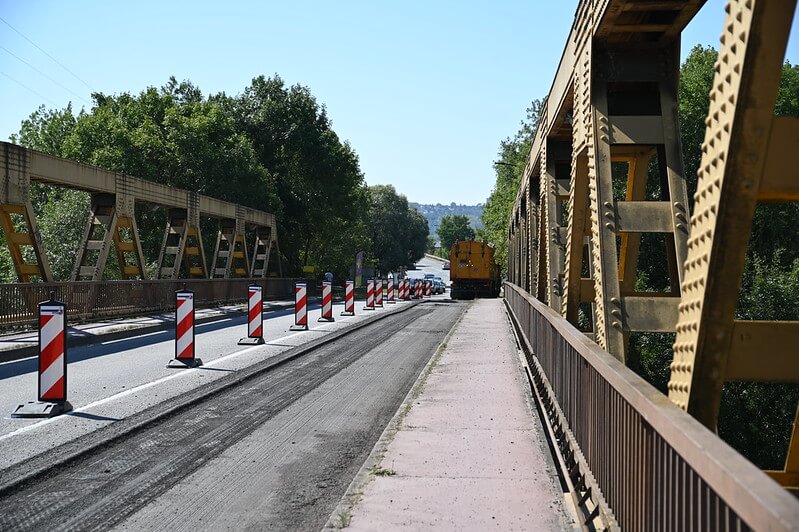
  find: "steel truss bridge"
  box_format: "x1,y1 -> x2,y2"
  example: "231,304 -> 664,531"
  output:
506,0 -> 799,528
1,142 -> 280,283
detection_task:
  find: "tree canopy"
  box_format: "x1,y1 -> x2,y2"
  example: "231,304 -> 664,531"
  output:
437,214 -> 475,251
1,75 -> 417,282
478,99 -> 542,272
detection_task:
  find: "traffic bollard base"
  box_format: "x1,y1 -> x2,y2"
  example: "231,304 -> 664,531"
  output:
237,337 -> 265,346
318,317 -> 335,322
11,400 -> 73,418
166,358 -> 204,369
289,324 -> 309,331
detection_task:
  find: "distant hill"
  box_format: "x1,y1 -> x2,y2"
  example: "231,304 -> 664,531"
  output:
409,202 -> 483,238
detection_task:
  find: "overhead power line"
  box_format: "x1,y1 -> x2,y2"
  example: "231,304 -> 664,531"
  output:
0,14 -> 94,92
0,45 -> 90,105
1,71 -> 59,107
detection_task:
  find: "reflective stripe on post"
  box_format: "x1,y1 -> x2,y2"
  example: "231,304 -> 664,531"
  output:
168,288 -> 202,368
248,284 -> 263,338
239,284 -> 266,345
176,290 -> 195,360
341,280 -> 355,315
387,279 -> 395,303
364,279 -> 375,310
319,281 -> 334,322
375,279 -> 383,307
11,294 -> 73,418
291,282 -> 309,330
39,301 -> 66,402
425,281 -> 432,297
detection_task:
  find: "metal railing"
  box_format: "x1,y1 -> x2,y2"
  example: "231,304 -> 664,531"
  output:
504,282 -> 799,531
0,278 -> 306,328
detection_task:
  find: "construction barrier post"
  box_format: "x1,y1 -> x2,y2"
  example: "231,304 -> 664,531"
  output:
238,283 -> 265,345
168,287 -> 202,368
12,292 -> 73,418
387,278 -> 395,304
364,279 -> 375,310
341,280 -> 355,316
402,279 -> 409,300
290,282 -> 309,331
425,280 -> 432,297
318,281 -> 335,322
375,279 -> 383,307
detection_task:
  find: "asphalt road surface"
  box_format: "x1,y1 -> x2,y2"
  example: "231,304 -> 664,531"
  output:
0,300 -> 465,531
407,256 -> 450,285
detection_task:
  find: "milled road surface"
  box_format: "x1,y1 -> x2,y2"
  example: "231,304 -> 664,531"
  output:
0,301 -> 464,532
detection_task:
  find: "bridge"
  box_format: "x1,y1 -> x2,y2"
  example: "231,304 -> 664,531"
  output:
506,0 -> 799,528
0,0 -> 798,530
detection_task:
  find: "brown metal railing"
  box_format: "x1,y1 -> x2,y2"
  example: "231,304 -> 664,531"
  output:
0,278 -> 307,328
504,282 -> 799,531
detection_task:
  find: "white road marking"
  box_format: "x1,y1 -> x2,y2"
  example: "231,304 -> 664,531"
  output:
0,313 -> 363,442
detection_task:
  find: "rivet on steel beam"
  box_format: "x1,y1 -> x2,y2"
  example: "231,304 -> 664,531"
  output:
611,309 -> 621,317
605,223 -> 614,230
673,201 -> 684,209
603,202 -> 612,208
610,297 -> 619,304
612,321 -> 621,329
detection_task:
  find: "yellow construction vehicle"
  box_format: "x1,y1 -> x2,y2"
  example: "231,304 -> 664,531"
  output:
449,240 -> 500,299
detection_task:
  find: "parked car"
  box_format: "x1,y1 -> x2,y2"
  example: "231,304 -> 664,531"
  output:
442,261 -> 450,270
433,277 -> 445,294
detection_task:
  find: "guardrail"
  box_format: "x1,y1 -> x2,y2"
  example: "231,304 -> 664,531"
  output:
504,282 -> 799,531
0,278 -> 307,328
424,253 -> 447,264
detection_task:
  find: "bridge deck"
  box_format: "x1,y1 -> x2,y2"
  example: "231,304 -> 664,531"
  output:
334,298 -> 573,530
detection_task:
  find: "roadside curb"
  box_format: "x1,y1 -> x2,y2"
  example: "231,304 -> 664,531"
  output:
424,253 -> 447,263
0,299 -> 319,364
0,299 -> 424,498
323,299 -> 471,529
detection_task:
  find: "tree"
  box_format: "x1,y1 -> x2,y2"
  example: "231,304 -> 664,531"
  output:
437,214 -> 475,251
228,75 -> 368,276
479,99 -> 543,272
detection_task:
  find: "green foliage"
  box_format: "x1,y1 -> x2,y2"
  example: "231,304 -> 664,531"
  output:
479,99 -> 543,273
7,75 -> 374,280
629,49 -> 799,470
436,215 -> 475,251
367,185 -> 428,273
410,202 -> 483,237
228,75 -> 367,276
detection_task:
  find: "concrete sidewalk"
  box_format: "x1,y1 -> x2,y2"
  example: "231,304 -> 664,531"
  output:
330,298 -> 573,530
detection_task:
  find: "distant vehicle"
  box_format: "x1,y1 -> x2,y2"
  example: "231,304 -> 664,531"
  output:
449,240 -> 500,300
442,261 -> 450,270
433,277 -> 445,294
423,273 -> 435,280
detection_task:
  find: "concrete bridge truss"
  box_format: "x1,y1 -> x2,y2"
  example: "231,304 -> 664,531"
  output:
507,0 -> 799,526
0,141 -> 281,282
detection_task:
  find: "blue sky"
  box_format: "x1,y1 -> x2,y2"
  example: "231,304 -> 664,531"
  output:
1,1 -> 797,205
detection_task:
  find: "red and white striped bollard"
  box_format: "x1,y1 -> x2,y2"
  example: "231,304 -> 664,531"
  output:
341,280 -> 355,315
318,281 -> 335,322
239,284 -> 265,345
387,278 -> 395,304
290,282 -> 309,331
375,279 -> 383,307
168,287 -> 202,368
364,279 -> 375,310
12,293 -> 73,418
